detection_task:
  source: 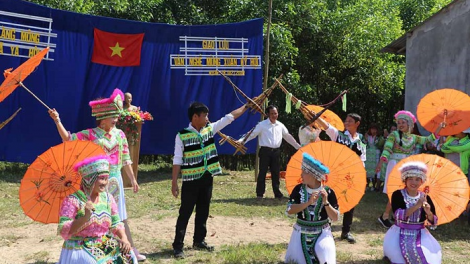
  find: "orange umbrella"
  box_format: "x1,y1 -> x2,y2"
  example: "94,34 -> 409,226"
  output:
306,104 -> 345,131
417,88 -> 470,136
19,140 -> 106,224
0,47 -> 51,109
285,141 -> 366,213
386,154 -> 470,225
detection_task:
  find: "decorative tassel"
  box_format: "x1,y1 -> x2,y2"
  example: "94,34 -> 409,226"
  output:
295,100 -> 302,109
342,93 -> 347,112
286,93 -> 293,113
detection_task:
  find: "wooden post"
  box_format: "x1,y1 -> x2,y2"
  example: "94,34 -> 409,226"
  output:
122,122 -> 142,187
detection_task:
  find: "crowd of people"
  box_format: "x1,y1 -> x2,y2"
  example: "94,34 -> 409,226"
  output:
42,87 -> 470,264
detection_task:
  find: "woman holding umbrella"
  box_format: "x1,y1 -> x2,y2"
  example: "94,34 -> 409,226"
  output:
383,161 -> 441,264
57,155 -> 137,263
376,110 -> 443,228
285,153 -> 340,264
439,128 -> 470,180
48,89 -> 145,260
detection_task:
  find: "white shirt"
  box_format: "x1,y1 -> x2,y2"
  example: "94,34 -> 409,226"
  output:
298,126 -> 320,146
242,119 -> 301,149
173,114 -> 235,165
325,124 -> 366,163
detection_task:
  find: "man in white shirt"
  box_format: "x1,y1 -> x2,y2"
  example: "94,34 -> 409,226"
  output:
171,102 -> 248,258
241,105 -> 301,199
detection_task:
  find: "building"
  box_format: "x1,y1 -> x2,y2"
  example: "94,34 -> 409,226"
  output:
382,0 -> 470,133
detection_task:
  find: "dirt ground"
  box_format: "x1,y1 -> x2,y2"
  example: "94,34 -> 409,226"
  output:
0,214 -> 379,264
0,215 -> 293,264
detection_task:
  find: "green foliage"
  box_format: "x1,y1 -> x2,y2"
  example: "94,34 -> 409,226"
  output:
25,0 -> 454,132
398,0 -> 453,31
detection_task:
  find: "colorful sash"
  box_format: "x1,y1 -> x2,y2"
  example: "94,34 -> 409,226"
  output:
395,190 -> 431,264
64,234 -> 133,264
298,185 -> 330,264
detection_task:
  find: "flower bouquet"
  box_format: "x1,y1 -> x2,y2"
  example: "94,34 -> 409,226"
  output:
117,108 -> 153,145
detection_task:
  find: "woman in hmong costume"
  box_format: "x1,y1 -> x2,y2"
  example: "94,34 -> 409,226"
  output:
285,153 -> 340,264
439,128 -> 470,180
440,127 -> 470,222
376,110 -> 441,228
57,155 -> 137,264
49,89 -> 145,260
364,123 -> 384,191
383,161 -> 441,264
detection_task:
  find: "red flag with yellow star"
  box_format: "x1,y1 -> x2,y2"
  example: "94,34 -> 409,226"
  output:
91,28 -> 144,67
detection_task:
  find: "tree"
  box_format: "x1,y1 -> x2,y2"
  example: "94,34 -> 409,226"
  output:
26,0 -> 450,167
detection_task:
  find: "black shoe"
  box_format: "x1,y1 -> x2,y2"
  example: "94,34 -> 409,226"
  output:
173,249 -> 185,259
382,256 -> 392,263
340,232 -> 356,243
275,194 -> 284,199
256,195 -> 263,199
193,241 -> 214,252
378,215 -> 393,228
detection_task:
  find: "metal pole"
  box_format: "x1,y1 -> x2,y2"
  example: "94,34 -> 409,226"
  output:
255,0 -> 273,181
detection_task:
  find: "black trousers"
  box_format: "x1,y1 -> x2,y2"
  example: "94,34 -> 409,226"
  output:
257,146 -> 283,197
342,207 -> 355,234
172,171 -> 213,251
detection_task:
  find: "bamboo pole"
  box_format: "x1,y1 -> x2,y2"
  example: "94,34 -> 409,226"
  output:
256,0 -> 274,182
274,78 -> 327,128
218,70 -> 266,117
217,131 -> 247,155
0,108 -> 21,130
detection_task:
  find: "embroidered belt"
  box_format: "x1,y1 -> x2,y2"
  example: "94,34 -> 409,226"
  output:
295,219 -> 330,234
396,221 -> 425,230
62,236 -> 101,250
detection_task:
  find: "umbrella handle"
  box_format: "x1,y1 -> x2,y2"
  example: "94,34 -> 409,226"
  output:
18,82 -> 51,111
442,110 -> 447,127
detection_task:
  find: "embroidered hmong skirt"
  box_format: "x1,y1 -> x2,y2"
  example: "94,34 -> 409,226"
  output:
58,235 -> 137,264
383,225 -> 441,264
365,148 -> 380,179
285,222 -> 336,264
108,165 -> 127,221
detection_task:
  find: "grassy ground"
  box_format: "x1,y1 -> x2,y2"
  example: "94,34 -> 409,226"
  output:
1,161 -> 470,263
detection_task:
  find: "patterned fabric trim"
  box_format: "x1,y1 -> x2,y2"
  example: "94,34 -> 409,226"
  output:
182,144 -> 218,165
179,126 -> 222,181
300,232 -> 322,264
63,234 -> 133,263
397,189 -> 429,264
298,185 -> 330,264
181,162 -> 222,181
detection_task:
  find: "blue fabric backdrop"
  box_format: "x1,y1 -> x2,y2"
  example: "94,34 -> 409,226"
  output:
0,0 -> 262,163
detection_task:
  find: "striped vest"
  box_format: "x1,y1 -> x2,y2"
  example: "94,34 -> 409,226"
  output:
178,125 -> 222,181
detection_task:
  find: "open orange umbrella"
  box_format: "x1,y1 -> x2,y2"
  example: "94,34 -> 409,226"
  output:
417,88 -> 470,136
285,141 -> 366,213
19,140 -> 106,224
306,104 -> 344,131
0,47 -> 51,109
386,154 -> 470,225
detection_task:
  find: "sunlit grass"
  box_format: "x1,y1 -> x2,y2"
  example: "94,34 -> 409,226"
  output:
2,161 -> 470,263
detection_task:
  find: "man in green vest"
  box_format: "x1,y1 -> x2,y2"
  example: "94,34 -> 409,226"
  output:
171,102 -> 248,259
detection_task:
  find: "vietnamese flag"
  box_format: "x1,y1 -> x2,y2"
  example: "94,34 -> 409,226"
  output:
91,28 -> 144,67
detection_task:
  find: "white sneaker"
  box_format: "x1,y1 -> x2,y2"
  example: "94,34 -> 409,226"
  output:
133,247 -> 147,261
